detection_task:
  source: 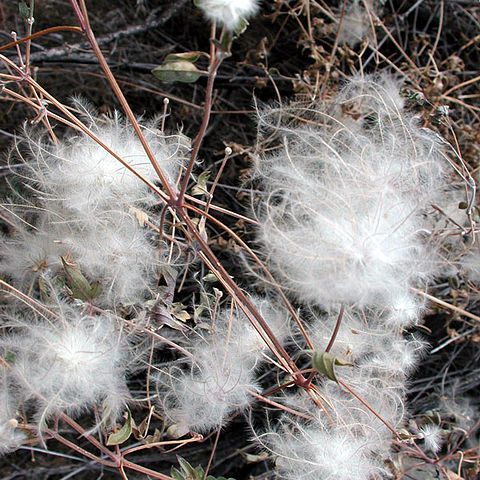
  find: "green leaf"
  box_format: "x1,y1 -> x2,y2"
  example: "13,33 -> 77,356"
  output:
62,257 -> 93,301
106,410 -> 132,446
142,428 -> 162,445
207,476 -> 236,480
4,351 -> 16,365
193,292 -> 211,323
167,423 -> 189,440
38,277 -> 53,303
177,457 -> 196,476
398,428 -> 414,440
281,374 -> 295,387
19,2 -> 30,19
234,18 -> 249,36
164,51 -> 207,64
171,467 -> 185,480
202,272 -> 218,283
312,351 -> 350,383
172,303 -> 191,323
172,457 -> 236,480
61,257 -> 102,301
192,171 -> 211,196
89,281 -> 103,300
240,451 -> 270,463
217,33 -> 232,55
153,61 -> 204,83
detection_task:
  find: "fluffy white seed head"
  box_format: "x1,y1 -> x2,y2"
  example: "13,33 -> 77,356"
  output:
59,210 -> 161,305
0,208 -> 161,306
1,104 -> 188,306
255,74 -> 448,311
338,1 -> 372,47
156,297 -> 287,433
0,304 -> 131,430
197,0 -> 260,31
306,307 -> 403,361
0,219 -> 66,290
419,423 -> 443,453
159,344 -> 259,434
24,102 -> 185,217
259,411 -> 385,480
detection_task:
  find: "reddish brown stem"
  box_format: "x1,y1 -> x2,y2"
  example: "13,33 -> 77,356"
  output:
59,413 -> 117,462
43,427 -> 118,467
338,378 -> 400,439
183,203 -> 314,350
325,305 -> 345,353
0,26 -> 82,52
203,427 -> 221,480
70,0 -> 176,200
177,51 -> 223,205
179,209 -> 306,383
121,458 -> 175,479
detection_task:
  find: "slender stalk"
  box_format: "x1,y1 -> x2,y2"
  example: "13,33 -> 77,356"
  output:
203,427 -> 221,480
70,0 -> 176,200
412,287 -> 480,324
42,427 -> 118,467
60,413 -> 117,462
0,26 -> 82,52
204,147 -> 231,215
325,305 -> 345,353
249,391 -> 312,420
179,209 -> 306,383
121,458 -> 175,480
184,203 -> 314,349
338,378 -> 400,439
121,435 -> 200,457
177,23 -> 224,206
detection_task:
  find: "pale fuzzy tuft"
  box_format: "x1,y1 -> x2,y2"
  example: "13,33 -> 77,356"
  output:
258,410 -> 385,480
306,305 -> 426,364
338,1 -> 373,47
58,210 -> 160,304
197,0 -> 260,31
156,296 -> 287,433
359,334 -> 427,377
25,102 -> 184,216
458,247 -> 480,285
262,303 -> 423,477
254,362 -> 402,480
252,72 -> 449,475
1,104 -> 188,306
159,343 -> 259,434
255,74 -> 448,312
419,423 -> 443,453
387,293 -> 425,327
0,304 -> 131,430
0,219 -> 66,290
0,373 -> 25,455
306,307 -> 380,360
0,208 -> 160,306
